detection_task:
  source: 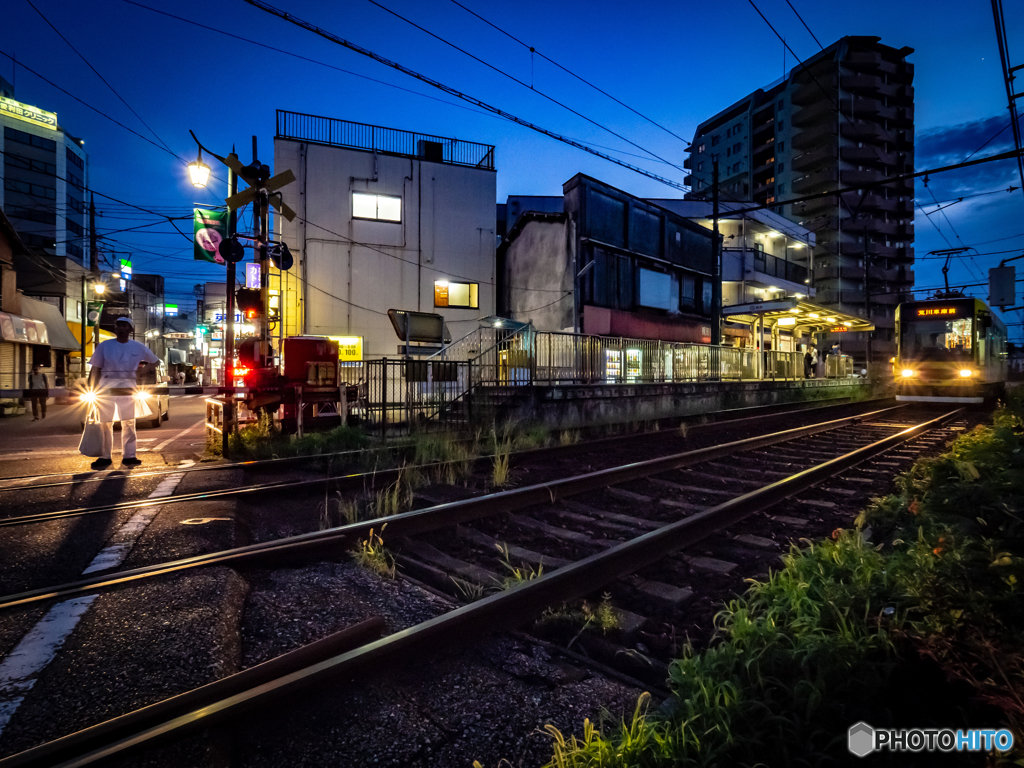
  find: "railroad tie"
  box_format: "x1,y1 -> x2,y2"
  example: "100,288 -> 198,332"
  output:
732,534 -> 780,551
646,478 -> 735,497
455,526 -> 570,569
771,515 -> 810,529
400,539 -> 500,586
683,555 -> 739,574
509,514 -> 595,544
559,500 -> 662,530
605,487 -> 653,504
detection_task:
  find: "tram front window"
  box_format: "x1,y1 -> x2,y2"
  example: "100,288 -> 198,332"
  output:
902,318 -> 973,361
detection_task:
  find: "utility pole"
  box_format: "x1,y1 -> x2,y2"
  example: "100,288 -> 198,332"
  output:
254,136 -> 271,369
711,160 -> 721,347
88,194 -> 98,273
223,148 -> 238,457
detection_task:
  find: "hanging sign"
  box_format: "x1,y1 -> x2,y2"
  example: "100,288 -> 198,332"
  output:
194,209 -> 229,264
246,262 -> 261,289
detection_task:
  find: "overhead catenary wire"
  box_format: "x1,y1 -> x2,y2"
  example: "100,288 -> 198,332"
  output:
242,0 -> 689,193
24,0 -> 180,162
447,0 -> 691,146
365,0 -> 686,173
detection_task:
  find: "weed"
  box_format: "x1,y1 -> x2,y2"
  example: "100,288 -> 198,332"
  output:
451,576 -> 486,602
412,432 -> 473,484
494,542 -> 543,590
558,429 -> 580,446
352,524 -> 395,578
491,429 -> 513,487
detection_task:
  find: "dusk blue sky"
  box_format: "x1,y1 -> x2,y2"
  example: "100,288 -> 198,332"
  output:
3,0 -> 1023,338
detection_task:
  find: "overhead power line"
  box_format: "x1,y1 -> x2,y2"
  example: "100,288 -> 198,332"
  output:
367,0 -> 685,172
24,0 -> 179,161
448,0 -> 690,146
784,0 -> 823,49
243,0 -> 689,192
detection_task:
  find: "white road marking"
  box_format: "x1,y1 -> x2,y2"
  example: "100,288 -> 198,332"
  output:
0,458 -> 196,736
149,418 -> 205,453
0,596 -> 97,734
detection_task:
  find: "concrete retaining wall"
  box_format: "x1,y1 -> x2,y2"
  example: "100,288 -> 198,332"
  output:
493,378 -> 874,430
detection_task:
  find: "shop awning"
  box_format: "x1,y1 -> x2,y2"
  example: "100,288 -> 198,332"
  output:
723,298 -> 874,335
66,323 -> 115,358
20,296 -> 81,350
0,311 -> 48,344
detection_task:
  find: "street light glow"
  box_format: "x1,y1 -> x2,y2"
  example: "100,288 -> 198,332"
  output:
188,149 -> 211,188
93,283 -> 106,295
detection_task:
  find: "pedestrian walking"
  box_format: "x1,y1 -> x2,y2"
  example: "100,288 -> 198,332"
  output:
803,348 -> 813,379
27,365 -> 48,420
84,316 -> 159,470
196,368 -> 204,387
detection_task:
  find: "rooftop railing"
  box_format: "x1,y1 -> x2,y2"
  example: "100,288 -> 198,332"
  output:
276,110 -> 495,170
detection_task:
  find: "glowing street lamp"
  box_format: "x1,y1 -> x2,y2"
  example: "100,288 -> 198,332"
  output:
188,149 -> 211,189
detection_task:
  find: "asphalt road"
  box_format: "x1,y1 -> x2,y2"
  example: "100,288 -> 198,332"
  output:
0,394 -> 210,479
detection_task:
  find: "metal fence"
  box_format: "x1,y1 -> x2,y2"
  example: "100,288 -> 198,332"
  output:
276,111 -> 496,169
343,327 -> 855,433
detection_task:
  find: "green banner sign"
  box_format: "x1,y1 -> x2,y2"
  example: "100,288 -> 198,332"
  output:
86,301 -> 104,328
194,209 -> 228,263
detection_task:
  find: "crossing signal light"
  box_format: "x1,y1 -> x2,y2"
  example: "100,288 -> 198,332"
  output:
235,288 -> 262,318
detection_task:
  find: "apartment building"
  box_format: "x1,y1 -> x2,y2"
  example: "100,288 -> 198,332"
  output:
684,36 -> 915,359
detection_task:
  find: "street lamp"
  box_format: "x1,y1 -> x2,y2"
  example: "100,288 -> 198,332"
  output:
188,148 -> 211,189
79,275 -> 106,379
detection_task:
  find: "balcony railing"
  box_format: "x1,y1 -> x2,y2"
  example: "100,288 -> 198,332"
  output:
742,250 -> 810,285
276,110 -> 496,170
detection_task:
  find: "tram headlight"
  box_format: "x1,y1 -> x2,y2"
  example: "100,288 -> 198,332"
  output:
133,390 -> 150,401
80,390 -> 98,404
959,369 -> 973,378
901,369 -> 915,378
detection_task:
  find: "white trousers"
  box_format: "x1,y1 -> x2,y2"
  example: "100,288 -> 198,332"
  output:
100,418 -> 137,459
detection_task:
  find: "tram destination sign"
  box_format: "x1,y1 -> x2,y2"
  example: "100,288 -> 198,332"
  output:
916,306 -> 966,318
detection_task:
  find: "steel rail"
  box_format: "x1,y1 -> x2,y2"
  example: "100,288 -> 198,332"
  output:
0,396 -> 874,493
0,400 -> 897,528
0,408 -> 961,768
0,617 -> 386,768
0,404 -> 906,611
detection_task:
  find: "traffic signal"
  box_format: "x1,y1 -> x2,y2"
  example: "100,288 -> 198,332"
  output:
235,288 -> 262,320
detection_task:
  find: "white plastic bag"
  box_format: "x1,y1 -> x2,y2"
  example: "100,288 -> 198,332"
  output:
78,406 -> 104,457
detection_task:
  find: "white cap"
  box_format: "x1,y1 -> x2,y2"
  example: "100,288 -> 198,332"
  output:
114,316 -> 133,327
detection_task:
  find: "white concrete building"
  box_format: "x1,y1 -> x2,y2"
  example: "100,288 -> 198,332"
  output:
273,111 -> 497,358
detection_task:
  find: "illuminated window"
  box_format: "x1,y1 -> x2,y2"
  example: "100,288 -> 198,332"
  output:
352,192 -> 401,222
434,280 -> 478,309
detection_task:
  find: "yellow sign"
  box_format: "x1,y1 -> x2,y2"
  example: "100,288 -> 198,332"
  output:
0,97 -> 57,130
917,307 -> 958,317
329,335 -> 363,362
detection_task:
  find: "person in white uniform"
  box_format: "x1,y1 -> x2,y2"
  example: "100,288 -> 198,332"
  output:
87,316 -> 159,469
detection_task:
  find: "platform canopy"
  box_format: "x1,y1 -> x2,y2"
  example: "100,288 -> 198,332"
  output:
722,297 -> 874,336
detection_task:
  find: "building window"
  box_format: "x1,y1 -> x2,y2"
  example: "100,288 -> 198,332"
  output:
777,162 -> 785,173
352,192 -> 401,222
3,127 -> 56,152
778,100 -> 784,111
778,183 -> 786,194
696,143 -> 705,153
696,162 -> 704,172
434,280 -> 478,309
66,147 -> 84,169
733,143 -> 741,153
711,135 -> 720,146
778,141 -> 785,152
778,120 -> 784,131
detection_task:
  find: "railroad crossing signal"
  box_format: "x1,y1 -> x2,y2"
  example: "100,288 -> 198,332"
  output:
222,153 -> 297,222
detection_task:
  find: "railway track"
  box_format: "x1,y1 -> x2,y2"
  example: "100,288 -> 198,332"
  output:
0,404 -> 973,767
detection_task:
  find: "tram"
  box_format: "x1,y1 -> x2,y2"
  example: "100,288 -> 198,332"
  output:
894,297 -> 1007,403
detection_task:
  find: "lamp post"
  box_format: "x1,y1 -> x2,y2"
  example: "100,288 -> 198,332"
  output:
79,274 -> 105,379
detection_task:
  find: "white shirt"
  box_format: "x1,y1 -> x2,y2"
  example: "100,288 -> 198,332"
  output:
90,338 -> 159,389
